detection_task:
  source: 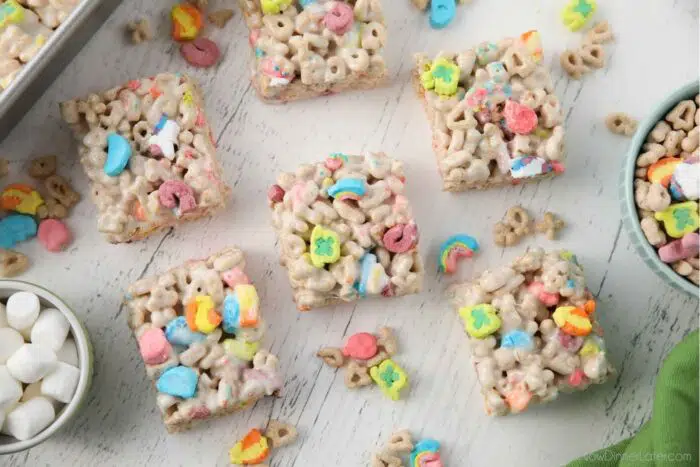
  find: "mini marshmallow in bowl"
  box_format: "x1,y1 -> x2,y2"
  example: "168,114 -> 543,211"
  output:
0,281 -> 93,454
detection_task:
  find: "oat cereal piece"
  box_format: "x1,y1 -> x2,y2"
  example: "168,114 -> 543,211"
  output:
371,451 -> 403,467
264,419 -> 298,448
413,31 -> 568,191
377,326 -> 398,355
411,0 -> 429,10
127,19 -> 152,44
535,212 -> 565,240
447,248 -> 614,415
36,197 -> 68,220
494,205 -> 531,247
386,429 -> 413,453
0,249 -> 29,277
28,155 -> 57,179
125,247 -> 283,433
239,0 -> 388,103
0,158 -> 7,177
192,0 -> 208,10
61,74 -> 230,243
208,9 -> 234,28
605,113 -> 638,137
578,43 -> 605,69
344,361 -> 372,388
316,346 -> 345,367
560,49 -> 587,79
584,21 -> 614,45
268,153 -> 423,310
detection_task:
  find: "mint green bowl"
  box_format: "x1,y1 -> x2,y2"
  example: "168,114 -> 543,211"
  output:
619,81 -> 700,297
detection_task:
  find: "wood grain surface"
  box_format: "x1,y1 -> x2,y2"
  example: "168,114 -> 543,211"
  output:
1,0 -> 698,465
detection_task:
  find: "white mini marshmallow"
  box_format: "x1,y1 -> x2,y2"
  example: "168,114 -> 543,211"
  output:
4,397 -> 56,441
6,344 -> 57,384
0,302 -> 7,327
0,365 -> 22,411
55,338 -> 79,367
21,381 -> 61,410
0,328 -> 24,364
41,362 -> 79,404
6,291 -> 40,332
31,308 -> 70,352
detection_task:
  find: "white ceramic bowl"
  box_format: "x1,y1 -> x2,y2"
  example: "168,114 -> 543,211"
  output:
0,280 -> 93,455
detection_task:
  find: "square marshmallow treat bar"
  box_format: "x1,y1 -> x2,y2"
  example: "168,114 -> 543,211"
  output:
60,73 -> 230,243
413,31 -> 567,191
268,152 -> 423,310
447,248 -> 614,415
125,247 -> 282,433
239,0 -> 388,103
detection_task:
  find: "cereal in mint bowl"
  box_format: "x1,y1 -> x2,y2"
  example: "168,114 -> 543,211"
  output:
0,281 -> 93,454
620,81 -> 700,296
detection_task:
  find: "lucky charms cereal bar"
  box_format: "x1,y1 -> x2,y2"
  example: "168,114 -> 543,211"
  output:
125,247 -> 283,433
60,73 -> 229,243
413,31 -> 567,191
447,248 -> 614,415
268,152 -> 424,310
238,0 -> 388,103
0,0 -> 81,90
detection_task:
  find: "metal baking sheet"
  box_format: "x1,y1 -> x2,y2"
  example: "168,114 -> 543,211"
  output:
0,0 -> 121,139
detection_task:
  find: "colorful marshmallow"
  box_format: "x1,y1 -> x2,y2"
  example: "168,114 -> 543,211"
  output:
369,359 -> 409,401
0,183 -> 44,215
658,232 -> 700,263
229,428 -> 270,465
654,201 -> 699,238
309,225 -> 341,268
156,365 -> 198,398
138,328 -> 172,365
164,316 -> 206,346
104,133 -> 132,176
357,253 -> 389,297
552,300 -> 596,337
223,285 -> 261,334
420,57 -> 461,97
327,178 -> 366,201
343,332 -> 378,360
149,115 -> 181,160
185,295 -> 221,334
647,157 -> 681,187
459,304 -> 501,338
0,214 -> 38,249
438,234 -> 479,274
410,439 -> 443,467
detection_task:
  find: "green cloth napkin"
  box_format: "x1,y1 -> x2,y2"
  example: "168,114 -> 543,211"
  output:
568,330 -> 698,467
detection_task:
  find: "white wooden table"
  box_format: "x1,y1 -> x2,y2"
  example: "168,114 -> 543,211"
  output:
2,0 -> 698,465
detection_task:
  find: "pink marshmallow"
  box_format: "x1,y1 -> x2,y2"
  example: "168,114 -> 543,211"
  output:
37,219 -> 72,252
222,267 -> 251,289
658,233 -> 700,263
527,282 -> 560,307
138,328 -> 171,365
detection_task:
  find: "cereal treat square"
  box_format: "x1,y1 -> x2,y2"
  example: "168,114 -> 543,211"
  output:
238,0 -> 388,103
412,31 -> 567,191
447,248 -> 614,415
125,247 -> 283,433
60,73 -> 230,243
268,152 -> 423,310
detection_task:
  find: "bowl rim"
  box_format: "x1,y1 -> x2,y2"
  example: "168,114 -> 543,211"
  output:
620,80 -> 700,297
0,280 -> 93,455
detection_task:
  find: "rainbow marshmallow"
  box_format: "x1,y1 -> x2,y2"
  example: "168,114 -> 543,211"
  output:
438,234 -> 479,273
327,178 -> 366,201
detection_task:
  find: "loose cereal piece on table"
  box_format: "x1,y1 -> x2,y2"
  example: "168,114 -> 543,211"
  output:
605,112 -> 637,137
0,158 -> 7,177
446,248 -> 614,415
239,0 -> 388,103
208,9 -> 235,28
438,234 -> 479,274
535,211 -> 565,240
0,249 -> 29,277
413,31 -> 567,191
264,419 -> 298,448
28,155 -> 57,179
268,153 -> 424,310
125,247 -> 283,433
60,73 -> 230,243
127,19 -> 152,44
493,205 -> 531,247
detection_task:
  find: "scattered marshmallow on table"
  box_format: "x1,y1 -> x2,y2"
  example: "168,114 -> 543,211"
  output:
4,397 -> 56,441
